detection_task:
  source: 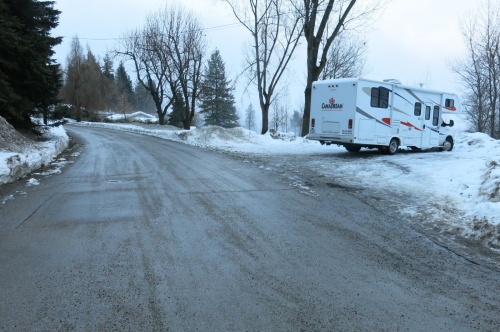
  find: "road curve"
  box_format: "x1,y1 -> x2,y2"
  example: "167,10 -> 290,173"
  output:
0,125 -> 499,331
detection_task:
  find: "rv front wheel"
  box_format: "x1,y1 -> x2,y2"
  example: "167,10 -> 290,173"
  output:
441,138 -> 454,151
387,138 -> 399,155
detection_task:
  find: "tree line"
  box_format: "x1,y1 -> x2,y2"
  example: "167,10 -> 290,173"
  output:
3,0 -> 498,139
0,0 -> 372,134
453,0 -> 500,139
57,37 -> 156,122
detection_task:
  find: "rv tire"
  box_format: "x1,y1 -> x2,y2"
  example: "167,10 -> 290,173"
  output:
387,138 -> 399,155
345,145 -> 361,153
441,138 -> 454,151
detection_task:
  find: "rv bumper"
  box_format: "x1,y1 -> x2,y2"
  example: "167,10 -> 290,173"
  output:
306,133 -> 352,145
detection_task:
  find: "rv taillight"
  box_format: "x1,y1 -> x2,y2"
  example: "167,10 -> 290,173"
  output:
311,118 -> 315,127
348,119 -> 353,129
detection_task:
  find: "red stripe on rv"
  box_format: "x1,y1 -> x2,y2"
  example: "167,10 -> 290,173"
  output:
382,118 -> 391,125
401,121 -> 423,131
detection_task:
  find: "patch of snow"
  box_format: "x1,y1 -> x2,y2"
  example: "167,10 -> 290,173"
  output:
0,120 -> 69,185
26,178 -> 40,186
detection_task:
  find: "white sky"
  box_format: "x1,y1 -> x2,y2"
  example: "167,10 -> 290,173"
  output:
51,0 -> 475,112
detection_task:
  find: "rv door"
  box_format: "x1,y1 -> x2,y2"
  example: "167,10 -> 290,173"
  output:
421,104 -> 440,147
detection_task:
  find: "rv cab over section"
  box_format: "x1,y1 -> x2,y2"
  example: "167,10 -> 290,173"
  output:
307,78 -> 461,154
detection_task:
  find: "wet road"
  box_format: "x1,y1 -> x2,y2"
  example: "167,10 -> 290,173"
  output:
1,125 -> 499,331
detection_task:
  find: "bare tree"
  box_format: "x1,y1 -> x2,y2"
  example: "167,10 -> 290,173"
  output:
452,0 -> 500,137
320,31 -> 366,80
115,5 -> 205,128
298,0 -> 384,136
164,7 -> 206,129
222,0 -> 303,134
116,26 -> 172,125
271,102 -> 289,132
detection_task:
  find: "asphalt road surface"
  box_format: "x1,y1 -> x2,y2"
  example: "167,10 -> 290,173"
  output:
1,125 -> 499,331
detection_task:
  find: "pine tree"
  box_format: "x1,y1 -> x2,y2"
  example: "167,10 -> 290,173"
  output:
102,53 -> 114,81
199,50 -> 239,128
0,0 -> 62,130
168,92 -> 186,128
290,109 -> 303,136
245,104 -> 256,131
115,61 -> 134,106
60,36 -> 85,121
134,82 -> 156,114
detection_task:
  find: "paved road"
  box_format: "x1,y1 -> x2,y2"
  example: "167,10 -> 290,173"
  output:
1,125 -> 499,331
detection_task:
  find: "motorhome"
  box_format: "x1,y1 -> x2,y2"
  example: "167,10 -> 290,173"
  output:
306,78 -> 460,154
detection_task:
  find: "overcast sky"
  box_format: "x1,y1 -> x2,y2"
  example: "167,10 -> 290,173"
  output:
52,0 -> 476,112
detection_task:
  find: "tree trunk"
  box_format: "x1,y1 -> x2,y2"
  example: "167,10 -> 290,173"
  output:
43,110 -> 48,125
158,112 -> 166,125
301,84 -> 313,137
261,106 -> 269,135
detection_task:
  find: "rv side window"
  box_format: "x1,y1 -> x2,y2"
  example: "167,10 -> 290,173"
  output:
432,106 -> 440,126
414,102 -> 422,116
425,106 -> 431,120
370,87 -> 389,108
445,99 -> 455,108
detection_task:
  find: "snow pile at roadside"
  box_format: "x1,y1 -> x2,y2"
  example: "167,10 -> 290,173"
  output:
79,122 -> 323,153
106,111 -> 158,124
0,124 -> 69,185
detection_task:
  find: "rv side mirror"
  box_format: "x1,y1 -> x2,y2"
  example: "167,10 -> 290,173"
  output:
449,119 -> 454,127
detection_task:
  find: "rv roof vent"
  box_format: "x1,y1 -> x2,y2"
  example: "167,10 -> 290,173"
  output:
383,79 -> 402,84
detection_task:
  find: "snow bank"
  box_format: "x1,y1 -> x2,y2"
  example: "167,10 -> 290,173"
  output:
0,126 -> 69,185
106,111 -> 158,124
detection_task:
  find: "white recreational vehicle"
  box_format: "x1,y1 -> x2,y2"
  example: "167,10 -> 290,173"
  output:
306,78 -> 460,154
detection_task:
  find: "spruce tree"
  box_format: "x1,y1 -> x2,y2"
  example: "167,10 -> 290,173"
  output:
168,92 -> 186,128
0,0 -> 62,130
199,50 -> 239,128
245,104 -> 256,131
115,62 -> 134,105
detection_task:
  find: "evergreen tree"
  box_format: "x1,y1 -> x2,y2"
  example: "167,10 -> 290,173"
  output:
102,53 -> 114,81
168,92 -> 186,128
134,82 -> 156,114
199,50 -> 239,128
100,53 -> 115,112
115,61 -> 134,106
59,36 -> 85,121
60,42 -> 116,121
81,50 -> 106,115
0,0 -> 62,130
244,104 -> 256,131
290,109 -> 303,136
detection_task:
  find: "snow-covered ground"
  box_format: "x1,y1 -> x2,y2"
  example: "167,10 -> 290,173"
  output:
1,120 -> 499,251
0,124 -> 69,185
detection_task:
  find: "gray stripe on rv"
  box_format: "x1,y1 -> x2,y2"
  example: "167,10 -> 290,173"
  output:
356,107 -> 390,127
405,88 -> 423,103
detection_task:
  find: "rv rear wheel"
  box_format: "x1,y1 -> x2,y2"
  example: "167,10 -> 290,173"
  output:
387,138 -> 399,155
345,145 -> 361,153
